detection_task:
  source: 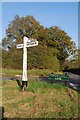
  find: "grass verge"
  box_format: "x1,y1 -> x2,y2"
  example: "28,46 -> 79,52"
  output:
2,79 -> 78,119
1,68 -> 63,77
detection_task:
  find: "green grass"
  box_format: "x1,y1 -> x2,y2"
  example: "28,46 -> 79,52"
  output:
28,69 -> 52,76
1,68 -> 22,76
1,68 -> 79,118
1,68 -> 63,77
2,79 -> 78,119
27,80 -> 67,93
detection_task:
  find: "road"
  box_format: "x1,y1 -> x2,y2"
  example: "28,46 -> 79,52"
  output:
1,72 -> 80,91
64,72 -> 79,84
64,72 -> 80,91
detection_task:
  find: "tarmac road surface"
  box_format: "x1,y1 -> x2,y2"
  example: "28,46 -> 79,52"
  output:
64,72 -> 80,91
64,72 -> 79,84
1,72 -> 80,91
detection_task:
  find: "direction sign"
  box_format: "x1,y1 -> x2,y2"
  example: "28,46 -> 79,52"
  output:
16,44 -> 23,49
27,41 -> 38,47
16,40 -> 38,49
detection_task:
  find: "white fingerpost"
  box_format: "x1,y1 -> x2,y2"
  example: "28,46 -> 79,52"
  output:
22,36 -> 28,82
21,37 -> 28,91
16,36 -> 38,91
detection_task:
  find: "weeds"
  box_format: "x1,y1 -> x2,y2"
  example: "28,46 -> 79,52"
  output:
2,79 -> 78,118
1,68 -> 63,77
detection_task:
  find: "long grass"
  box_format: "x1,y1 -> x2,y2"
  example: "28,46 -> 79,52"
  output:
2,79 -> 78,119
1,68 -> 63,77
1,68 -> 78,118
1,68 -> 22,76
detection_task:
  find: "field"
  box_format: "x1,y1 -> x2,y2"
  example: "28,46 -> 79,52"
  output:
1,68 -> 79,119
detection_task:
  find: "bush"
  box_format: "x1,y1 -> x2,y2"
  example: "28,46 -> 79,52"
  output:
28,45 -> 60,71
2,45 -> 60,72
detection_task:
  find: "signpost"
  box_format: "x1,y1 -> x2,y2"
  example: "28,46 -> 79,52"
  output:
16,36 -> 38,91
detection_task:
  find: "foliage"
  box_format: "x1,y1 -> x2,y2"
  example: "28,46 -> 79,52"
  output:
28,45 -> 59,71
47,26 -> 76,62
2,15 -> 77,70
78,49 -> 80,68
2,49 -> 23,69
63,49 -> 80,70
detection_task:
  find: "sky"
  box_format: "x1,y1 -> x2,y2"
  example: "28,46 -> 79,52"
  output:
2,2 -> 78,47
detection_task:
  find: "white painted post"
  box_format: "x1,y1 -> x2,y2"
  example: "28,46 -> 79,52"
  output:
16,36 -> 38,91
22,36 -> 28,91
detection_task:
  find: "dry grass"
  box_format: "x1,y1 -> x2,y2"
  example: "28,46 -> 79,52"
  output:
2,79 -> 78,119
